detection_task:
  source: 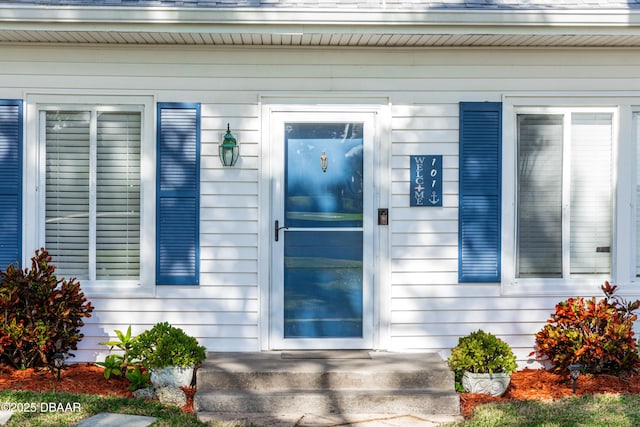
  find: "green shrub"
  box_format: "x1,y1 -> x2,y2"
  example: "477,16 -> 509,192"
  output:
0,248 -> 94,369
448,330 -> 518,376
531,281 -> 640,374
128,322 -> 206,370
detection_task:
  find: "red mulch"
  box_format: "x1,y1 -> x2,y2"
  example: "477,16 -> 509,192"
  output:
0,363 -> 195,413
460,368 -> 640,418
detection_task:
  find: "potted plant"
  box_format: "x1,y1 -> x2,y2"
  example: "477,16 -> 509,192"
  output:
447,329 -> 517,397
129,322 -> 206,388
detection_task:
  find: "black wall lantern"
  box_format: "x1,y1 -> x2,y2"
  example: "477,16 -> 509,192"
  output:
219,123 -> 239,167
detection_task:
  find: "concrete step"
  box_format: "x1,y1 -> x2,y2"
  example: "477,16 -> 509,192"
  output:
194,351 -> 460,416
197,352 -> 453,392
197,370 -> 453,392
195,389 -> 460,414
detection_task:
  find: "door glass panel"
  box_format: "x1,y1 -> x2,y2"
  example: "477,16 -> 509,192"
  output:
284,231 -> 363,338
283,122 -> 364,339
285,123 -> 363,228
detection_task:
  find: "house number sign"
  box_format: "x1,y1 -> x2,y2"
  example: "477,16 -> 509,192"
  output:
410,155 -> 442,207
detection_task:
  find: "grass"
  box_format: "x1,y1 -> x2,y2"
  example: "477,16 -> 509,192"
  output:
446,393 -> 640,427
0,390 -> 214,427
4,389 -> 640,427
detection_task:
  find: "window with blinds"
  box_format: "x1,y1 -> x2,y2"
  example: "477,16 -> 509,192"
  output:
516,112 -> 612,279
45,109 -> 141,281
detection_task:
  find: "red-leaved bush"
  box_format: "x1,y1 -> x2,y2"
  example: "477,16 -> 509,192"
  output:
0,248 -> 93,369
531,281 -> 640,374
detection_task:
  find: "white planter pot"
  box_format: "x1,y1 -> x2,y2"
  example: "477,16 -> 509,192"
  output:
462,371 -> 511,397
150,366 -> 195,388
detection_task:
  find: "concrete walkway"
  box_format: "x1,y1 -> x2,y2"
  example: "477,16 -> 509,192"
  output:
76,412 -> 157,427
199,412 -> 463,426
68,412 -> 462,427
71,411 -> 462,427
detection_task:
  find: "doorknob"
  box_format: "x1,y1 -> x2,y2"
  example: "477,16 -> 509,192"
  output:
274,220 -> 288,242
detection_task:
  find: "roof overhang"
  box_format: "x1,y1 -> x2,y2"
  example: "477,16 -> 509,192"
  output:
2,5 -> 640,47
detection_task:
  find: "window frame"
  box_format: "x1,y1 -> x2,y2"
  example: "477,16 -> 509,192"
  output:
24,94 -> 156,297
631,111 -> 640,284
502,100 -> 620,296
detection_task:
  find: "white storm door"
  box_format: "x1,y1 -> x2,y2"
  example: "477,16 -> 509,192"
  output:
270,111 -> 375,350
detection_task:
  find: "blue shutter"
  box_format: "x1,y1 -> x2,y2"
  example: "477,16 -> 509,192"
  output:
458,102 -> 502,282
156,103 -> 200,285
0,100 -> 22,268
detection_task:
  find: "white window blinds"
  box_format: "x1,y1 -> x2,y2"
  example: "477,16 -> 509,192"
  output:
516,112 -> 612,279
46,111 -> 91,278
517,114 -> 563,278
570,113 -> 612,275
45,109 -> 141,281
96,112 -> 141,279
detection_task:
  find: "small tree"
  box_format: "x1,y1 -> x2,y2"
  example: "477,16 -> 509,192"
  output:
0,248 -> 94,369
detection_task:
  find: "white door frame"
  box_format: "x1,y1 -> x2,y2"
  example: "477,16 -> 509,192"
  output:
259,102 -> 390,351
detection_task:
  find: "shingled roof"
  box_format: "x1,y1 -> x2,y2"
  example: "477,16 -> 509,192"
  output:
3,0 -> 640,9
2,0 -> 640,46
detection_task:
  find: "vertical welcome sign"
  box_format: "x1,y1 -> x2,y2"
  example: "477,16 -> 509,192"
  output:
410,155 -> 442,207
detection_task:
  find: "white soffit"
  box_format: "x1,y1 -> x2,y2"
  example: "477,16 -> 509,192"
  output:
2,6 -> 640,47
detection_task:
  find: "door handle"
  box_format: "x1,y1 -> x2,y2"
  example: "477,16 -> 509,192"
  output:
274,220 -> 288,242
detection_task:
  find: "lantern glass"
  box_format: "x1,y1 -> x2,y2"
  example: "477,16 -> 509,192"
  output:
53,352 -> 64,369
220,144 -> 239,166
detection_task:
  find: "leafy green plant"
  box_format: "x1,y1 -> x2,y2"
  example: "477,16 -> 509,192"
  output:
95,354 -> 125,380
128,322 -> 206,369
99,325 -> 136,355
0,248 -> 94,369
448,330 -> 518,376
98,326 -> 137,377
126,365 -> 152,391
531,281 -> 640,374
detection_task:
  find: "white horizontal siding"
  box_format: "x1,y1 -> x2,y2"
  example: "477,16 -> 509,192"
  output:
388,99 -> 589,365
388,100 -> 462,360
198,96 -> 260,352
2,44 -> 640,364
